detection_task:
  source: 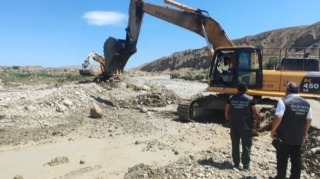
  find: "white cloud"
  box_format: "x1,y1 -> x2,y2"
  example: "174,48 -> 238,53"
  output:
83,11 -> 127,26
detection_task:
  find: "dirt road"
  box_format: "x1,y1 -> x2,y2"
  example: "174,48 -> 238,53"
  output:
0,75 -> 318,179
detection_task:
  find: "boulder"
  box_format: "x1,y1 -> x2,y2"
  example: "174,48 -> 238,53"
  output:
140,107 -> 148,113
141,85 -> 151,91
56,104 -> 67,112
13,175 -> 23,179
62,99 -> 73,107
90,104 -> 103,118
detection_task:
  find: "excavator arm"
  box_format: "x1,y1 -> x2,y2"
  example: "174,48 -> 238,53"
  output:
100,0 -> 234,80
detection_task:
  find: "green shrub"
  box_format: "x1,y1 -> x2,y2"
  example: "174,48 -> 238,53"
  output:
0,70 -> 92,83
11,66 -> 20,70
196,73 -> 207,80
263,57 -> 280,69
186,71 -> 195,77
133,85 -> 141,91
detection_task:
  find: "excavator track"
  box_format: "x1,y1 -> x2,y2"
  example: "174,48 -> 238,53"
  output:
93,75 -> 122,83
177,94 -> 228,123
79,69 -> 95,76
177,94 -> 277,132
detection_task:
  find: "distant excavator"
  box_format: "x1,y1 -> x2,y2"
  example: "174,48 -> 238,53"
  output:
79,51 -> 121,82
80,0 -> 320,131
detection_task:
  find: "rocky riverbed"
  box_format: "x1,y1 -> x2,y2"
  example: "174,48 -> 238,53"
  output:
0,74 -> 319,179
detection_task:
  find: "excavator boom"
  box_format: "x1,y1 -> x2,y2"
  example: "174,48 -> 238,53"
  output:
100,0 -> 234,80
142,1 -> 234,49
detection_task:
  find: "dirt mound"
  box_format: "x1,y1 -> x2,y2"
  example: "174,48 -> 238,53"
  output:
133,90 -> 182,107
124,163 -> 165,179
45,156 -> 70,166
302,129 -> 320,177
117,89 -> 182,108
0,78 -> 182,146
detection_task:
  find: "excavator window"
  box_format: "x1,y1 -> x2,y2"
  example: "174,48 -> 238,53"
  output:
210,49 -> 262,88
211,51 -> 236,85
237,51 -> 261,86
238,71 -> 256,85
238,52 -> 259,70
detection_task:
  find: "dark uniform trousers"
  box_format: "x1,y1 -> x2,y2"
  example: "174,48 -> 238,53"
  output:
276,143 -> 302,179
227,93 -> 255,168
230,128 -> 252,168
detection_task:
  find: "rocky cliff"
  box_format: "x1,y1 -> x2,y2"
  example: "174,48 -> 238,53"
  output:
138,21 -> 320,72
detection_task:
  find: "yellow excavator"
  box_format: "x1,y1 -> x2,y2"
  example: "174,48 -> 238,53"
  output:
86,0 -> 320,129
79,51 -> 122,82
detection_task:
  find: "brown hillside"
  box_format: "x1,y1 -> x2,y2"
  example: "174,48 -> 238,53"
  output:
139,21 -> 320,72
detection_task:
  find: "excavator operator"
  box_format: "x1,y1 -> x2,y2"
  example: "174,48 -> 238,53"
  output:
214,56 -> 235,85
220,57 -> 234,73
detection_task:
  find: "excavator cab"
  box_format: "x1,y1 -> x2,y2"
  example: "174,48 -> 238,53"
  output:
79,51 -> 96,76
210,47 -> 263,90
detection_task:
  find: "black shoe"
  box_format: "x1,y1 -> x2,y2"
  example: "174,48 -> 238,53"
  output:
268,176 -> 288,179
233,165 -> 240,170
243,166 -> 250,171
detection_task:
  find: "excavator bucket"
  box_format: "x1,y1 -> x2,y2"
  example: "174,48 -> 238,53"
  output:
100,0 -> 143,79
102,37 -> 137,78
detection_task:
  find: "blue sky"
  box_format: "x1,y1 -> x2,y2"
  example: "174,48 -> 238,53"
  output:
1,0 -> 320,69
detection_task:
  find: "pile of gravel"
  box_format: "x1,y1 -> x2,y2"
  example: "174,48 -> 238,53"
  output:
302,129 -> 320,177
132,90 -> 182,107
124,137 -> 320,179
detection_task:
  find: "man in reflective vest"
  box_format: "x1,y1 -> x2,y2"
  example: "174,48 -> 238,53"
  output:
269,82 -> 312,179
225,82 -> 261,170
